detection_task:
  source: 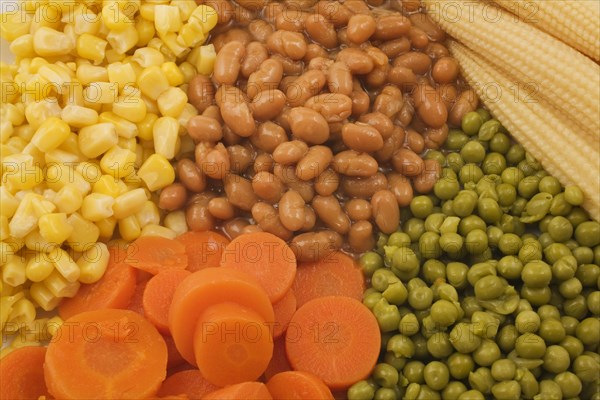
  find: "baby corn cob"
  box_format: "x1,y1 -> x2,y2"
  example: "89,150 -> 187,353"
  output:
450,42 -> 600,221
493,0 -> 600,61
423,0 -> 600,138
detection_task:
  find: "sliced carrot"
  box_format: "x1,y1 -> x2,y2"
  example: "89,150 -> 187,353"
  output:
220,232 -> 297,303
44,309 -> 167,399
202,382 -> 272,400
272,289 -> 296,339
169,267 -> 274,366
164,334 -> 186,370
157,370 -> 220,399
176,231 -> 230,272
291,251 -> 365,308
263,337 -> 292,381
0,346 -> 50,400
126,236 -> 188,274
285,296 -> 380,390
59,261 -> 137,320
143,269 -> 191,335
127,279 -> 148,316
266,371 -> 334,400
193,302 -> 273,386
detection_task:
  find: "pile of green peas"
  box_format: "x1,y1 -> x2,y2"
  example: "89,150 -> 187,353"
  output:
348,109 -> 600,400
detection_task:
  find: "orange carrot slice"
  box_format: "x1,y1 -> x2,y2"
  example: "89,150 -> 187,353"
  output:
169,267 -> 274,366
264,337 -> 292,381
193,302 -> 273,386
291,251 -> 365,308
272,289 -> 296,339
202,382 -> 273,400
126,236 -> 188,274
44,309 -> 167,399
285,296 -> 380,390
143,269 -> 191,335
59,260 -> 137,320
176,231 -> 230,272
127,279 -> 148,316
220,232 -> 297,303
266,371 -> 334,400
164,334 -> 186,370
157,370 -> 220,399
0,346 -> 50,400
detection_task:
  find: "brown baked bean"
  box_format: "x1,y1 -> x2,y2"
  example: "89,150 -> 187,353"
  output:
345,198 -> 372,221
346,14 -> 376,44
373,14 -> 411,41
373,85 -> 403,118
344,0 -> 370,14
241,42 -> 268,78
275,9 -> 308,32
380,37 -> 411,58
196,142 -> 230,180
273,54 -> 305,76
413,158 -> 441,194
371,190 -> 400,234
333,150 -> 379,177
341,172 -> 388,198
286,69 -> 326,107
449,89 -> 478,126
248,19 -> 274,43
312,195 -> 350,234
279,190 -> 306,231
263,1 -> 283,23
177,158 -> 207,193
375,126 -> 405,163
251,202 -> 292,240
273,164 -> 315,202
212,28 -> 252,53
304,93 -> 353,123
409,13 -> 445,42
252,171 -> 286,203
417,89 -> 448,129
250,89 -> 286,121
188,75 -> 215,113
288,107 -> 330,145
233,4 -> 258,24
424,124 -> 449,150
394,52 -> 432,75
388,173 -> 414,207
250,121 -> 287,153
242,225 -> 264,235
253,152 -> 274,173
336,48 -> 374,75
304,44 -> 329,62
314,168 -> 339,196
222,125 -> 242,146
236,0 -> 267,11
336,28 -> 352,48
187,115 -> 223,143
296,145 -> 332,181
158,183 -> 187,211
201,105 -> 223,122
392,148 -> 424,177
387,66 -> 417,91
364,46 -> 388,68
215,85 -> 256,137
437,84 -> 458,111
348,221 -> 376,253
365,64 -> 389,89
290,230 -> 342,262
315,1 -> 352,27
247,58 -> 284,99
208,197 -> 235,220
307,57 -> 334,73
432,57 -> 459,84
272,140 -> 309,164
408,27 -> 429,49
224,174 -> 258,211
222,218 -> 250,240
425,42 -> 450,60
286,0 -> 319,8
359,112 -> 394,140
351,90 -> 370,117
227,144 -> 254,174
279,76 -> 298,94
405,129 -> 425,154
304,13 -> 338,49
327,62 -> 353,96
204,0 -> 234,25
390,0 -> 420,12
186,202 -> 215,232
341,123 -> 384,153
300,205 -> 317,232
267,30 -> 307,61
214,41 -> 245,85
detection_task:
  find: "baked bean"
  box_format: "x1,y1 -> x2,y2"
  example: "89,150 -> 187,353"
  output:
387,66 -> 417,91
397,95 -> 415,127
373,14 -> 411,41
341,172 -> 388,198
236,0 -> 267,11
286,69 -> 327,107
279,76 -> 298,94
346,14 -> 376,44
263,1 -> 283,23
359,112 -> 394,140
222,218 -> 250,240
272,140 -> 309,164
233,4 -> 259,24
296,145 -> 333,181
304,93 -> 352,123
344,0 -> 371,14
312,195 -> 350,234
201,105 -> 223,122
247,58 -> 284,99
345,199 -> 372,221
449,89 -> 478,126
405,129 -> 425,154
286,0 -> 319,8
413,158 -> 441,194
241,42 -> 268,78
267,30 -> 307,60
250,89 -> 286,121
221,125 -> 242,146
215,85 -> 256,137
409,13 -> 445,42
212,28 -> 252,53
188,75 -> 215,113
275,9 -> 308,32
371,190 -> 400,234
158,183 -> 187,211
224,174 -> 258,211
392,148 -> 424,177
437,84 -> 458,111
273,164 -> 315,202
177,158 -> 207,193
394,52 -> 432,75
423,124 -> 449,150
417,90 -> 448,129
252,171 -> 286,203
250,121 -> 287,153
305,13 -> 338,49
242,225 -> 264,234
279,190 -> 306,231
314,168 -> 339,196
409,27 -> 429,49
425,42 -> 450,60
342,123 -> 384,153
348,221 -> 376,253
375,126 -> 405,163
333,150 -> 379,177
388,173 -> 414,207
272,54 -> 305,75
365,65 -> 389,89
395,0 -> 421,12
327,62 -> 353,96
364,46 -> 388,68
248,19 -> 274,42
315,1 -> 352,27
252,202 -> 292,240
208,197 -> 235,220
307,57 -> 334,73
227,144 -> 254,174
288,107 -> 330,145
204,0 -> 235,25
187,115 -> 223,143
373,85 -> 403,118
300,205 -> 317,232
214,41 -> 245,85
336,28 -> 352,48
380,37 -> 411,58
351,89 -> 370,117
304,44 -> 329,62
186,202 -> 215,232
253,152 -> 274,173
336,48 -> 374,74
432,57 -> 459,84
196,142 -> 230,180
290,230 -> 342,262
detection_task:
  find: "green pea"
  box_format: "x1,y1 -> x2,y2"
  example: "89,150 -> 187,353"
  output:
554,371 -> 583,398
515,310 -> 540,334
383,352 -> 406,371
450,323 -> 481,353
348,380 -> 376,400
399,313 -> 419,336
510,197 -> 528,216
442,382 -> 467,400
542,345 -> 570,374
538,176 -> 561,195
474,275 -> 505,300
517,175 -> 540,199
516,368 -> 539,399
489,132 -> 510,154
491,381 -> 521,399
537,380 -> 562,400
587,291 -> 600,315
371,268 -> 398,292
576,317 -> 600,346
403,218 -> 426,242
497,233 -> 521,255
564,185 -> 584,206
515,333 -> 546,359
363,291 -> 383,309
518,239 -> 543,263
373,387 -> 396,400
521,260 -> 552,288
461,111 -> 483,135
477,198 -> 502,224
497,325 -> 518,353
373,299 -> 402,332
476,108 -> 491,122
537,306 -> 560,321
564,238 -> 578,250
459,163 -> 484,185
446,129 -> 469,150
500,167 -> 524,187
360,251 -> 384,277
446,262 -> 468,288
473,339 -> 501,367
466,262 -> 496,286
422,259 -> 445,284
465,229 -> 488,255
564,295 -> 588,319
506,144 -> 525,165
544,242 -> 572,264
452,192 -> 477,218
446,152 -> 465,173
403,361 -> 425,384
416,385 -> 440,400
491,359 -> 516,381
486,226 -> 503,248
461,296 -> 483,319
481,153 -> 506,175
560,335 -> 584,361
433,176 -> 460,201
468,368 -> 494,394
567,207 -> 589,228
573,354 -> 600,383
538,318 -> 566,344
575,221 -> 600,247
425,150 -> 445,166
418,232 -> 442,259
403,382 -> 420,400
522,192 -> 553,222
387,232 -> 411,248
426,332 -> 453,359
424,213 -> 445,234
439,232 -> 463,254
423,361 -> 449,392
477,119 -> 500,141
518,159 -> 540,177
390,246 -> 419,274
551,255 -> 577,281
429,299 -> 459,327
575,263 -> 600,286
447,353 -> 474,380
514,298 -> 533,314
573,246 -> 594,264
561,315 -> 580,336
497,256 -> 523,280
498,214 -> 526,236
494,183 -> 515,207
376,232 -> 389,253
410,196 -> 433,220
549,192 -> 573,216
558,277 -> 582,299
457,390 -> 485,400
520,285 -> 551,307
383,281 -> 408,306
407,286 -> 433,311
373,363 -> 399,388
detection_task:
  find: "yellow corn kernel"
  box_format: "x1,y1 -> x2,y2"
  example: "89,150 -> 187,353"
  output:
45,315 -> 63,337
101,2 -> 134,31
118,215 -> 141,241
158,31 -> 188,58
32,27 -> 75,57
0,188 -> 18,219
154,5 -> 182,34
0,242 -> 18,264
178,19 -> 205,48
111,188 -> 147,220
107,62 -> 136,93
107,24 -> 139,55
30,117 -> 70,152
77,124 -> 118,160
61,105 -> 99,129
196,44 -> 216,76
73,9 -> 102,36
29,282 -> 59,311
177,103 -> 198,132
135,17 -> 155,47
2,255 -> 27,287
6,193 -> 40,239
157,62 -> 183,88
112,93 -> 147,123
43,149 -> 77,168
5,136 -> 26,155
25,256 -> 54,282
136,113 -> 157,141
164,210 -> 188,236
95,216 -> 117,240
31,197 -> 56,218
138,153 -> 175,191
13,125 -> 34,143
97,112 -> 137,139
0,216 -> 9,242
157,87 -> 187,118
48,247 -> 80,283
100,146 -> 136,179
84,81 -> 118,105
76,64 -> 108,85
63,79 -> 86,108
56,132 -> 83,159
190,4 -> 218,33
10,34 -> 36,59
152,116 -> 179,159
105,48 -> 126,64
173,0 -> 197,21
141,224 -> 177,239
177,61 -> 196,84
76,242 -> 109,284
76,162 -> 102,185
132,47 -> 164,68
133,201 -> 158,229
43,269 -> 80,298
7,298 -> 36,331
45,163 -> 91,195
137,65 -> 170,100
30,3 -> 61,32
38,213 -> 73,244
76,33 -> 108,64
81,193 -> 115,222
2,154 -> 44,192
0,12 -> 32,42
93,175 -> 121,198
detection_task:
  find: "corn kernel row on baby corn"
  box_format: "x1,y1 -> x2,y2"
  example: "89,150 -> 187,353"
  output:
0,0 -> 219,340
